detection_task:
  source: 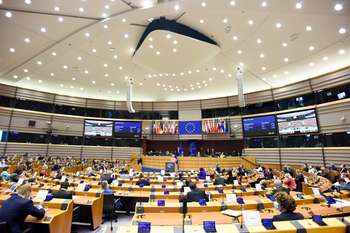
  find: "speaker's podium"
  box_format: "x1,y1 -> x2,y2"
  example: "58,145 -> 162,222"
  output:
165,162 -> 176,172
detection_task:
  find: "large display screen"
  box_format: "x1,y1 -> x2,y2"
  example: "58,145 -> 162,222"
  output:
114,121 -> 142,138
242,115 -> 277,137
179,121 -> 202,135
84,120 -> 113,136
153,120 -> 178,135
277,109 -> 318,135
202,118 -> 228,134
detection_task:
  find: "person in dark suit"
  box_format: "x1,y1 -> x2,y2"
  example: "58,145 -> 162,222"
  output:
213,174 -> 226,185
272,192 -> 304,222
186,182 -> 208,202
53,181 -> 73,199
136,174 -> 150,186
0,184 -> 45,233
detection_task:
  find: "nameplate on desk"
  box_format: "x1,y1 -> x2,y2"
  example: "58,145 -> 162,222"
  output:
243,210 -> 261,226
255,184 -> 262,191
312,188 -> 321,196
36,190 -> 48,200
234,180 -> 239,186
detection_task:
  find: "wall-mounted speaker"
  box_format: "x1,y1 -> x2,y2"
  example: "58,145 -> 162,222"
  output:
28,120 -> 36,127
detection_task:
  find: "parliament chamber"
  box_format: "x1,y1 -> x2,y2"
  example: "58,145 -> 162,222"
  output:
0,0 -> 350,232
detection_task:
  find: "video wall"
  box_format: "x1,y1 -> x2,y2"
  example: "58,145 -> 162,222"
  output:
242,109 -> 319,137
84,120 -> 142,138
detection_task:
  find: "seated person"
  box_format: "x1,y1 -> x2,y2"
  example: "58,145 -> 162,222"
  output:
101,180 -> 114,194
272,192 -> 304,222
213,174 -> 226,185
136,174 -> 150,186
198,168 -> 207,180
272,179 -> 290,195
0,167 -> 10,181
0,184 -> 45,233
335,178 -> 350,191
186,182 -> 208,202
283,173 -> 297,190
53,181 -> 73,199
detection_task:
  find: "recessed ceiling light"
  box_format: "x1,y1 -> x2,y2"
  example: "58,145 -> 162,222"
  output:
58,17 -> 64,22
60,84 -> 64,87
339,49 -> 345,55
72,77 -> 76,81
149,44 -> 154,49
220,69 -> 224,73
40,27 -> 46,32
77,56 -> 82,61
85,32 -> 90,37
233,36 -> 238,40
257,38 -> 262,44
50,73 -> 54,76
26,76 -> 31,80
24,38 -> 30,43
199,19 -> 204,24
79,7 -> 84,12
166,34 -> 171,39
113,55 -> 118,59
54,6 -> 60,11
201,2 -> 207,7
322,56 -> 328,61
309,62 -> 314,66
273,74 -> 277,78
124,33 -> 129,38
37,61 -> 42,65
139,82 -> 143,86
259,53 -> 265,58
334,3 -> 343,11
282,42 -> 288,47
80,87 -> 84,91
284,71 -> 289,75
5,11 -> 12,18
63,65 -> 68,69
295,1 -> 302,9
111,83 -> 115,86
172,48 -> 177,52
339,27 -> 346,34
104,73 -> 109,78
119,66 -> 123,70
24,0 -> 31,4
306,25 -> 312,31
9,48 -> 15,53
122,18 -> 126,22
261,1 -> 267,7
24,69 -> 28,72
275,22 -> 282,28
223,18 -> 228,23
129,47 -> 134,53
92,48 -> 97,53
174,4 -> 180,11
284,58 -> 289,62
103,24 -> 108,29
230,1 -> 236,6
51,52 -> 56,56
107,41 -> 112,45
101,13 -> 108,18
308,45 -> 315,51
248,20 -> 254,25
156,83 -> 160,86
103,63 -> 108,67
156,51 -> 160,55
237,50 -> 242,54
261,66 -> 266,70
148,37 -> 153,42
105,4 -> 110,9
13,75 -> 18,79
0,0 -> 2,4
212,67 -> 217,71
92,80 -> 96,84
239,62 -> 244,66
173,40 -> 178,44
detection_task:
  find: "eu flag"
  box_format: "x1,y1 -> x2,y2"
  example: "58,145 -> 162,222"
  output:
179,121 -> 202,134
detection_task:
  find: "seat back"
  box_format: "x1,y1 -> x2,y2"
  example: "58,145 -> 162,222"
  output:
103,194 -> 115,214
0,221 -> 9,233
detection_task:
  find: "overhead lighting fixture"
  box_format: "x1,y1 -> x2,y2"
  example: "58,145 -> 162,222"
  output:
284,71 -> 289,75
85,32 -> 90,37
5,11 -> 12,18
37,61 -> 42,65
174,4 -> 180,11
257,38 -> 262,44
201,2 -> 207,7
92,48 -> 97,53
334,3 -> 343,11
166,34 -> 171,39
275,22 -> 282,28
113,55 -> 118,59
92,80 -> 96,84
101,13 -> 107,18
259,53 -> 265,58
282,42 -> 288,47
24,69 -> 28,72
54,6 -> 60,11
51,52 -> 57,56
58,17 -> 64,22
105,4 -> 110,9
200,19 -> 204,23
77,56 -> 82,61
107,40 -> 112,45
173,40 -> 178,44
60,84 -> 64,87
339,49 -> 345,55
24,38 -> 30,43
223,18 -> 228,23
261,1 -> 267,7
50,73 -> 54,77
295,1 -> 302,9
322,56 -> 328,61
308,45 -> 315,51
172,48 -> 177,52
339,27 -> 346,34
141,0 -> 154,8
103,24 -> 108,29
72,77 -> 76,81
9,48 -> 15,53
230,1 -> 236,6
124,33 -> 129,38
79,7 -> 84,12
24,0 -> 31,4
233,36 -> 238,40
306,25 -> 312,31
248,20 -> 254,25
13,75 -> 18,79
26,76 -> 31,80
284,58 -> 289,62
40,27 -> 47,32
309,62 -> 314,66
122,18 -> 126,22
63,65 -> 68,69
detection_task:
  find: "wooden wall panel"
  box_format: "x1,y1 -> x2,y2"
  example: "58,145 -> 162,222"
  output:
317,99 -> 350,133
10,111 -> 51,134
245,89 -> 273,105
0,84 -> 16,97
228,96 -> 239,107
112,147 -> 141,160
280,148 -> 323,166
141,102 -> 153,111
5,143 -> 47,156
54,95 -> 86,107
178,100 -> 201,110
48,144 -> 82,158
0,108 -> 11,131
16,89 -> 54,103
115,101 -> 127,110
82,146 -> 113,159
273,81 -> 312,100
323,147 -> 350,166
153,102 -> 178,111
51,115 -> 84,136
86,99 -> 114,110
201,97 -> 228,109
229,116 -> 243,139
311,67 -> 350,90
243,148 -> 280,164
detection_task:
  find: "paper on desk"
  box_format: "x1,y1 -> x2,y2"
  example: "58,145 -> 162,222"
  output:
234,180 -> 239,186
161,170 -> 165,176
77,183 -> 85,191
243,210 -> 261,225
17,177 -> 24,185
226,193 -> 237,203
312,188 -> 321,196
206,176 -> 211,182
36,190 -> 48,200
60,175 -> 67,182
184,187 -> 191,194
331,199 -> 350,208
255,184 -> 262,191
221,209 -> 242,217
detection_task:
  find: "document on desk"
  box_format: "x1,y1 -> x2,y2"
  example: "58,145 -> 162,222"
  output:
36,190 -> 48,200
226,193 -> 237,203
331,199 -> 350,208
243,210 -> 261,225
221,209 -> 242,217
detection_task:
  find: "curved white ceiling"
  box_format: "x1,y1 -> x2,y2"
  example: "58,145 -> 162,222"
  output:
0,0 -> 349,101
